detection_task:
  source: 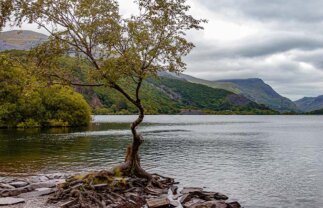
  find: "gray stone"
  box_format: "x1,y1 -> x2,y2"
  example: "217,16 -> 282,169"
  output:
0,197 -> 25,205
35,187 -> 51,192
228,201 -> 241,208
214,192 -> 228,200
46,173 -> 65,180
146,197 -> 170,208
9,181 -> 29,188
30,179 -> 65,189
28,176 -> 49,183
183,198 -> 205,208
0,183 -> 15,189
18,188 -> 55,198
181,187 -> 203,194
0,185 -> 34,197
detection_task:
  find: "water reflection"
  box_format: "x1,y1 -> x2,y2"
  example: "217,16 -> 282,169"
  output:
1,115 -> 323,207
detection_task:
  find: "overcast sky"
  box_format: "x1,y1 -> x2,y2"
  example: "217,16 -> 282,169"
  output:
4,0 -> 323,100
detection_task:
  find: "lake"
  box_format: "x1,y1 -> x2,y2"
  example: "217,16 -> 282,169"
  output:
0,115 -> 323,207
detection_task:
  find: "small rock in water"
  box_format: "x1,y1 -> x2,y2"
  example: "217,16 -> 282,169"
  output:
146,197 -> 170,208
214,192 -> 229,200
9,181 -> 29,188
181,187 -> 203,194
0,197 -> 25,205
228,201 -> 241,208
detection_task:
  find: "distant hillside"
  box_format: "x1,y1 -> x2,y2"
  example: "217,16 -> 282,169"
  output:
295,95 -> 323,112
0,30 -> 47,51
88,77 -> 276,115
308,108 -> 323,115
215,78 -> 298,113
162,73 -> 297,112
145,77 -> 275,114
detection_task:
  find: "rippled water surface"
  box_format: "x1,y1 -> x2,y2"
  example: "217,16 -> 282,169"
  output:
1,115 -> 323,207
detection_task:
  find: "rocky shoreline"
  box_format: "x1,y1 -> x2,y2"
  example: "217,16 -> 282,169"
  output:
0,173 -> 241,208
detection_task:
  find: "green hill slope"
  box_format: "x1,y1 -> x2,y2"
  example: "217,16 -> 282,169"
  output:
88,76 -> 277,115
163,72 -> 297,112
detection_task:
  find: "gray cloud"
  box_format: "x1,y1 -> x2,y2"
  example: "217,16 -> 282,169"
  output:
182,0 -> 323,100
198,0 -> 323,23
188,34 -> 323,61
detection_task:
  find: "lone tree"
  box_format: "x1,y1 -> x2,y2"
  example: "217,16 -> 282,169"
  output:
2,0 -> 205,180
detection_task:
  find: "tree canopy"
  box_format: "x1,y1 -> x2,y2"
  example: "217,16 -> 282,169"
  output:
0,51 -> 91,128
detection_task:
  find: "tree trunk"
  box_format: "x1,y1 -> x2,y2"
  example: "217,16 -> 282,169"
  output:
113,101 -> 152,180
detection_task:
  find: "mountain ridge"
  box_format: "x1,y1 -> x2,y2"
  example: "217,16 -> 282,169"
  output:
295,95 -> 323,112
160,72 -> 298,112
0,30 -> 47,51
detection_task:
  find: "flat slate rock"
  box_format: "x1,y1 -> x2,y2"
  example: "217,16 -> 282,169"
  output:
181,187 -> 203,194
28,176 -> 49,183
0,183 -> 15,189
9,181 -> 29,188
18,188 -> 56,198
30,179 -> 65,189
146,197 -> 170,208
0,197 -> 25,206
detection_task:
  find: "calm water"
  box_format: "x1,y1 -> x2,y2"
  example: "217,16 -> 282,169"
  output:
1,115 -> 323,208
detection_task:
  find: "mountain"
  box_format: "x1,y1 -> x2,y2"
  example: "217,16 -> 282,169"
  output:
0,30 -> 47,51
294,95 -> 323,112
88,76 -> 276,115
215,78 -> 298,112
163,73 -> 297,112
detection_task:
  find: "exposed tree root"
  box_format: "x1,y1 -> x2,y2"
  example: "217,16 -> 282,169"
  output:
48,170 -> 175,208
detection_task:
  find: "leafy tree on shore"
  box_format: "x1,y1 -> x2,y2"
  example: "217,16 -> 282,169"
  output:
0,51 -> 91,127
2,0 -> 205,181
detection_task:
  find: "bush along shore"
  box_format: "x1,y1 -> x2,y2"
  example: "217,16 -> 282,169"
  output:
0,172 -> 241,208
